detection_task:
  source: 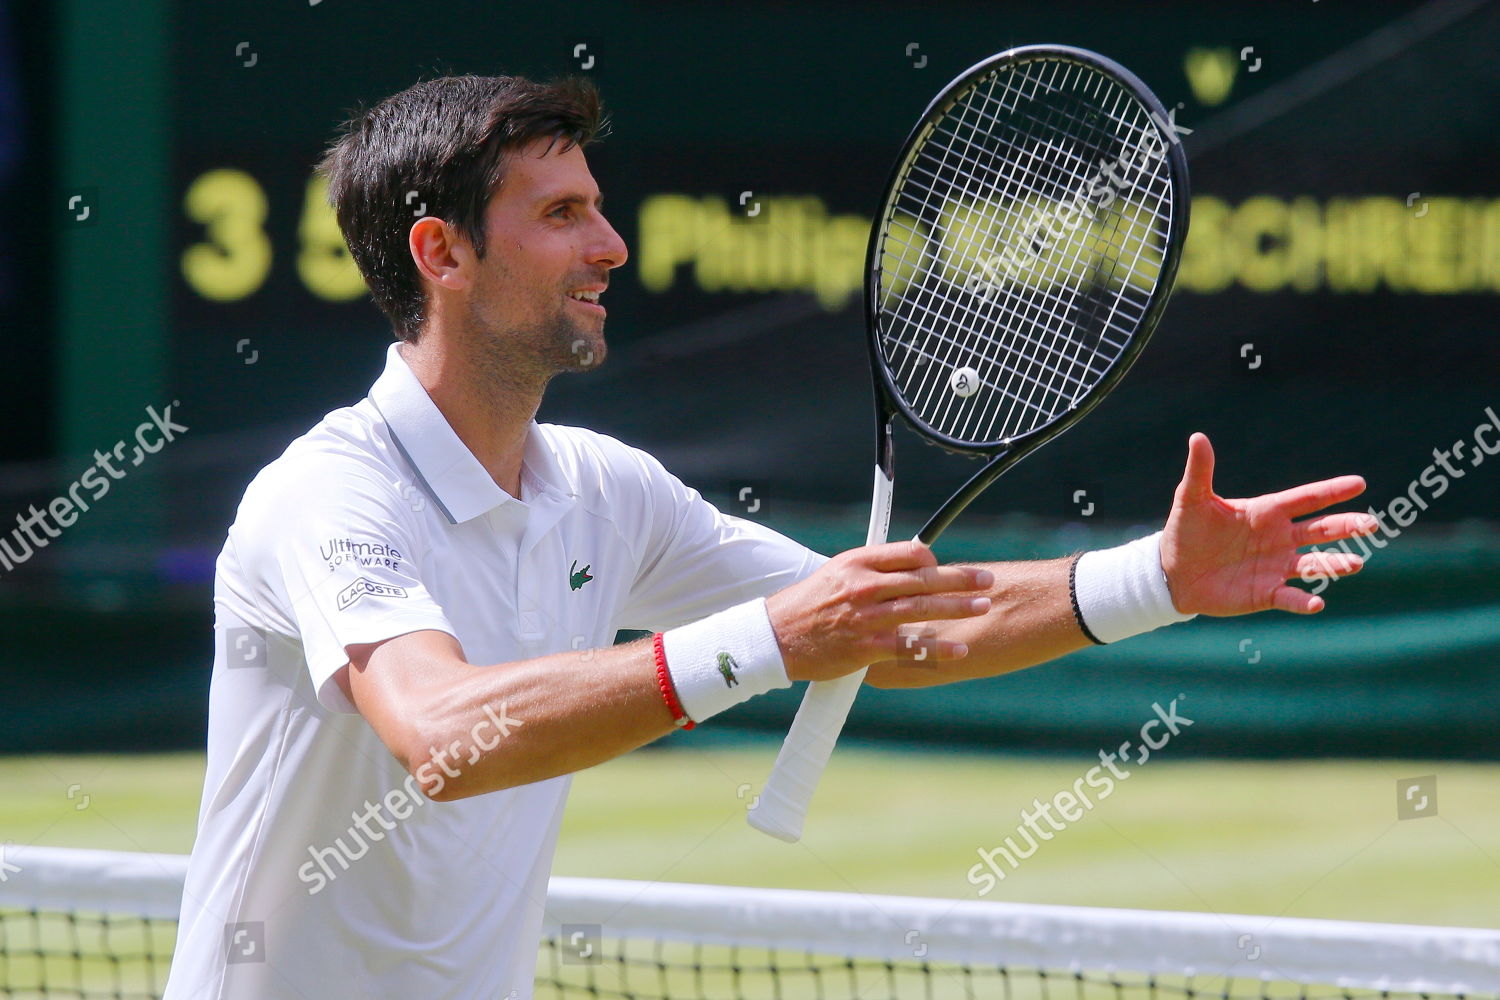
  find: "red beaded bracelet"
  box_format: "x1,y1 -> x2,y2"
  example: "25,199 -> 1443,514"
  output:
653,632 -> 694,730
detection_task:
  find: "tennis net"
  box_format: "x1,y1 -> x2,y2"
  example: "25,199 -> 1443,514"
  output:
1,846 -> 1497,999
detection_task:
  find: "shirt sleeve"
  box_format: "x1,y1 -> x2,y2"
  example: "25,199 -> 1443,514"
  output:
610,444 -> 830,633
240,456 -> 458,714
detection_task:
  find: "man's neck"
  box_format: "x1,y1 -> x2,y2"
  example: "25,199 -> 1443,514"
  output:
397,339 -> 541,499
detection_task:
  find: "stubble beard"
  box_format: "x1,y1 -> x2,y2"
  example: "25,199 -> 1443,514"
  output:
465,285 -> 607,404
547,302 -> 606,375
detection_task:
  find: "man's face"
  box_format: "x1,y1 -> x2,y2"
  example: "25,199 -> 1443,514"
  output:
462,138 -> 627,377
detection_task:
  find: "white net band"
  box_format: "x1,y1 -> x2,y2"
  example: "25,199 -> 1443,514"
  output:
2,847 -> 1497,998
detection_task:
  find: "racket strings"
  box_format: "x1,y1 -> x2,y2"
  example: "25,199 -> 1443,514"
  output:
916,66 -> 1085,438
875,54 -> 1177,446
882,75 -> 1115,428
891,82 -> 1168,368
879,289 -> 1125,414
887,60 -> 1106,421
982,70 -> 1161,442
931,72 -> 1167,442
903,63 -> 1161,440
898,67 -> 1082,426
881,78 -> 1104,436
927,64 -> 1140,441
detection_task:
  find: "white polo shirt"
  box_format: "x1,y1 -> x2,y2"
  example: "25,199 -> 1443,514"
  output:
164,343 -> 826,1000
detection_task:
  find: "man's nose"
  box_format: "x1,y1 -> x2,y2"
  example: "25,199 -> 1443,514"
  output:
589,214 -> 628,270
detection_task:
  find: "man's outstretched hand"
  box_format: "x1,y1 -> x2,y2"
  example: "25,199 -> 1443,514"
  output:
1160,433 -> 1378,617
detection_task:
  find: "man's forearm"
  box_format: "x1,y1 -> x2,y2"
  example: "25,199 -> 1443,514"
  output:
380,638 -> 678,801
865,557 -> 1089,689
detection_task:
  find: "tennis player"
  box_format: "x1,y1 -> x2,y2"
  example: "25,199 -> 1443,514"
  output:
163,74 -> 1375,1000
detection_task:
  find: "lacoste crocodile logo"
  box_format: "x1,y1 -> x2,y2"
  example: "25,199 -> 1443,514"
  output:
569,560 -> 594,591
717,651 -> 740,688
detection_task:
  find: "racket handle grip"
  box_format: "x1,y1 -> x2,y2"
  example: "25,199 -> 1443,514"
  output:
746,667 -> 868,842
747,462 -> 893,843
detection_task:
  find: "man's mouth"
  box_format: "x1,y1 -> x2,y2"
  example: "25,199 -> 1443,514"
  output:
565,288 -> 606,317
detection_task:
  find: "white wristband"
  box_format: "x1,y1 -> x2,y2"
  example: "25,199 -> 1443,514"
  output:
661,597 -> 790,724
1072,531 -> 1196,644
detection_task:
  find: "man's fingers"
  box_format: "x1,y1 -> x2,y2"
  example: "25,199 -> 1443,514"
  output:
884,630 -> 970,662
1293,511 -> 1379,546
869,564 -> 994,601
1271,549 -> 1363,615
1266,475 -> 1366,519
880,593 -> 991,625
856,539 -> 939,571
1295,550 -> 1365,579
1176,432 -> 1216,502
1271,585 -> 1326,615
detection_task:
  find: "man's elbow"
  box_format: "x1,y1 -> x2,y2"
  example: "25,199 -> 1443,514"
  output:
407,752 -> 461,802
402,735 -> 531,802
404,739 -> 480,802
374,690 -> 501,801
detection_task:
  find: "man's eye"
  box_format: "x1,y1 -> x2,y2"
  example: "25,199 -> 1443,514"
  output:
549,205 -> 572,219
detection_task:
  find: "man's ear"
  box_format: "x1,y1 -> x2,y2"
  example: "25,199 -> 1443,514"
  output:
410,216 -> 473,292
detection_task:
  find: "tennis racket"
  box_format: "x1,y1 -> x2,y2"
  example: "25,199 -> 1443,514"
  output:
747,44 -> 1191,843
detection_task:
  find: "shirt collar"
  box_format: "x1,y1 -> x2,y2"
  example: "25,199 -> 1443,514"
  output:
368,342 -> 574,525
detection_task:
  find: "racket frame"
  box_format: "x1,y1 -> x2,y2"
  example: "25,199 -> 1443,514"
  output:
865,44 -> 1191,541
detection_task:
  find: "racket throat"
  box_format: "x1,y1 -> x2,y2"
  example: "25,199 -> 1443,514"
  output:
916,450 -> 1017,544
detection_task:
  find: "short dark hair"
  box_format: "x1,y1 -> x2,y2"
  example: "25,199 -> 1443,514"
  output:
317,74 -> 605,343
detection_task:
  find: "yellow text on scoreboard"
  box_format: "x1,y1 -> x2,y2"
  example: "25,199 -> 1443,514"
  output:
637,193 -> 1500,306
